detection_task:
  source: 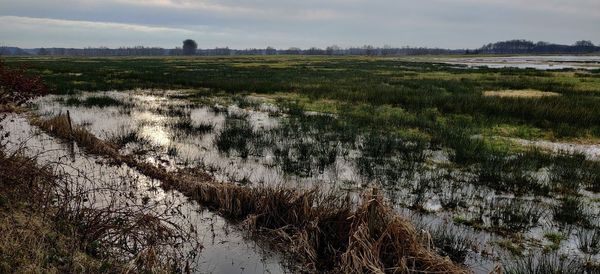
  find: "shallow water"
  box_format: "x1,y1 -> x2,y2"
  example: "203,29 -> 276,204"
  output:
508,137 -> 600,161
1,114 -> 286,273
441,55 -> 600,70
28,90 -> 600,272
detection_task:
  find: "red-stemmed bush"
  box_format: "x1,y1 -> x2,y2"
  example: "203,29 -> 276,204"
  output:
0,57 -> 48,105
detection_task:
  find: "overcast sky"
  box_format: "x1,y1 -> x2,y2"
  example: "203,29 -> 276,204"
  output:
1,0 -> 599,49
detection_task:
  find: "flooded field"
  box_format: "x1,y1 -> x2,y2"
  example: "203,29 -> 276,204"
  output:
4,55 -> 600,273
28,90 -> 600,272
440,56 -> 600,70
1,114 -> 287,273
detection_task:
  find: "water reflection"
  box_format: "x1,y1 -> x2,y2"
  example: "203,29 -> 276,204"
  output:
31,90 -> 600,272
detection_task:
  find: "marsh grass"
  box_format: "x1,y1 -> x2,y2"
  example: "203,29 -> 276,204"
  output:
483,89 -> 561,98
486,198 -> 547,233
553,196 -> 590,227
233,95 -> 261,110
108,127 -> 149,148
32,113 -> 466,273
502,252 -> 592,274
478,152 -> 549,195
214,116 -> 256,159
0,152 -> 106,273
166,145 -> 178,157
276,98 -> 305,116
438,183 -> 473,210
421,223 -> 477,264
170,117 -> 214,135
65,95 -> 124,108
476,148 -> 599,196
543,232 -> 565,251
10,55 -> 600,270
6,56 -> 600,140
151,105 -> 189,117
357,133 -> 426,183
576,229 -> 600,254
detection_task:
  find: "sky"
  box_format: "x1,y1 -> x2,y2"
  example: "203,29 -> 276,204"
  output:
1,0 -> 599,49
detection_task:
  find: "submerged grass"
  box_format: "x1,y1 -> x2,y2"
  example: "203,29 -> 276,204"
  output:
32,113 -> 466,273
65,95 -> 124,108
576,229 -> 600,254
502,252 -> 596,274
553,196 -> 590,227
170,117 -> 214,135
486,198 -> 547,233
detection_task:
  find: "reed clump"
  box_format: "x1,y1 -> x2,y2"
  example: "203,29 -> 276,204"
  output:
31,114 -> 119,156
33,113 -> 466,273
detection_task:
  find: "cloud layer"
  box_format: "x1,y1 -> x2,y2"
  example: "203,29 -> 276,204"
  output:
1,0 -> 598,48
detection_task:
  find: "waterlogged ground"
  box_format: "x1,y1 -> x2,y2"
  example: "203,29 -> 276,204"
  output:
437,55 -> 600,70
1,114 -> 287,274
27,90 -> 600,272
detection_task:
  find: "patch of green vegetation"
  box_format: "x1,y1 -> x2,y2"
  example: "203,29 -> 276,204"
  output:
544,232 -> 565,251
452,215 -> 477,227
483,124 -> 548,140
495,239 -> 525,255
554,196 -> 591,227
65,95 -> 124,108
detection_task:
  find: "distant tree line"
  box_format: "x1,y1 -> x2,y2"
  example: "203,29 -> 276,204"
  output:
1,46 -> 169,56
475,40 -> 599,54
195,45 -> 466,56
1,39 -> 598,57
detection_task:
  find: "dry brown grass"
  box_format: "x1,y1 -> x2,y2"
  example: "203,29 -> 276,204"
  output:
483,89 -> 560,98
0,151 -> 108,273
0,103 -> 27,113
3,116 -> 194,273
33,114 -> 467,273
31,114 -> 120,156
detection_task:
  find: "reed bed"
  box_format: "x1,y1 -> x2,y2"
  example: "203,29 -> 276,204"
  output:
32,113 -> 466,273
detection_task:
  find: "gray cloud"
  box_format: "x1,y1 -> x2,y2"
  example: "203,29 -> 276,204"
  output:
1,0 -> 598,48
